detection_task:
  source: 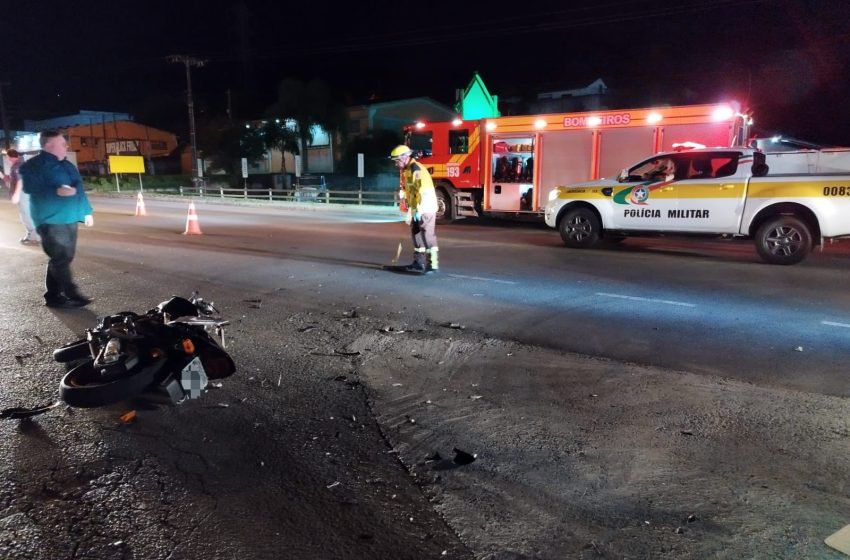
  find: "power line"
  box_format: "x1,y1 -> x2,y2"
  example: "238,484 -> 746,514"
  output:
205,0 -> 772,61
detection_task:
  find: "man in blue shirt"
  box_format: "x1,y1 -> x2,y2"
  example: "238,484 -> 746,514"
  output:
20,130 -> 94,308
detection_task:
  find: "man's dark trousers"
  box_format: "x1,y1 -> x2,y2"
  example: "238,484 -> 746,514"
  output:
37,223 -> 81,302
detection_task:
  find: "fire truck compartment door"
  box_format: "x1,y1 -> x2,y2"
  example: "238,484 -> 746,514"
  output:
489,183 -> 524,211
539,131 -> 593,204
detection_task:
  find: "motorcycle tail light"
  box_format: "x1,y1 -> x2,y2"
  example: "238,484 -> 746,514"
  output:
182,339 -> 195,354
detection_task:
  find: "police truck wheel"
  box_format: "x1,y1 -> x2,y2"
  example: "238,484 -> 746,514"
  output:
436,189 -> 452,222
754,215 -> 812,265
559,208 -> 601,248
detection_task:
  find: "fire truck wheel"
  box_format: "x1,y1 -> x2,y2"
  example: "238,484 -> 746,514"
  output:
436,189 -> 452,222
754,215 -> 812,265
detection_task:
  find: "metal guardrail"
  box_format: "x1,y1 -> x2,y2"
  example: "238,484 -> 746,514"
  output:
175,185 -> 398,206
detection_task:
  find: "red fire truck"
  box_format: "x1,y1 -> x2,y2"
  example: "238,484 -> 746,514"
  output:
402,103 -> 749,220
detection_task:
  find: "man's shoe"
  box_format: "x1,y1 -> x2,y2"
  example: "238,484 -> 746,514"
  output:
45,296 -> 71,308
45,295 -> 92,308
20,238 -> 39,245
65,295 -> 93,307
404,263 -> 427,274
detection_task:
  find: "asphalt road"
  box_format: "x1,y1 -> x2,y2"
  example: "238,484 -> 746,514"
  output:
36,194 -> 850,398
2,195 -> 849,559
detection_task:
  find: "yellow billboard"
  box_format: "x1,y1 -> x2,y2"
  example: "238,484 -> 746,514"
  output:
108,155 -> 145,174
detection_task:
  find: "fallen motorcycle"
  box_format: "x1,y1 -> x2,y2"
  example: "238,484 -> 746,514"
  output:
49,294 -> 235,409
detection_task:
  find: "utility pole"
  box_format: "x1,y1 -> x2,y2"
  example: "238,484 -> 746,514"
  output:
168,55 -> 206,184
0,82 -> 11,150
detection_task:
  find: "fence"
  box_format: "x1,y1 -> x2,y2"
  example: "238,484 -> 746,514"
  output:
175,185 -> 398,206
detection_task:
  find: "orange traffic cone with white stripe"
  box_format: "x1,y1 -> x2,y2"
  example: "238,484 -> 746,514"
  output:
135,191 -> 147,216
183,201 -> 202,235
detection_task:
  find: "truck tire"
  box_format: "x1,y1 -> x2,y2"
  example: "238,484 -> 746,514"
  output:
559,207 -> 601,248
754,215 -> 812,265
436,188 -> 453,222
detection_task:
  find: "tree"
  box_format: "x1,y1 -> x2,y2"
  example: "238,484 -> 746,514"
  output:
197,118 -> 266,181
260,120 -> 300,174
265,78 -> 347,174
338,129 -> 402,176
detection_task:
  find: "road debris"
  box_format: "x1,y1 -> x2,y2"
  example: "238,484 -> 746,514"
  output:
119,410 -> 137,424
794,346 -> 804,352
825,523 -> 850,555
298,325 -> 317,333
309,349 -> 361,357
469,395 -> 483,400
442,322 -> 465,329
326,481 -> 340,489
14,353 -> 32,365
425,452 -> 443,464
453,448 -> 476,465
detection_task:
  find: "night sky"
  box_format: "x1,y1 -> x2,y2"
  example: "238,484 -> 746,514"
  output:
5,0 -> 850,145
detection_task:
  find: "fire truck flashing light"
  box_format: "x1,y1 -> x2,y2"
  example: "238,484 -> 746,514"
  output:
712,106 -> 735,121
646,112 -> 663,124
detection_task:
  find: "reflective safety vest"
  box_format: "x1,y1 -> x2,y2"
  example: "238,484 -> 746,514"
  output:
401,160 -> 438,214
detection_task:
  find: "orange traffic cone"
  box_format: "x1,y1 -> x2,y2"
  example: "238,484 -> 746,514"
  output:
183,202 -> 202,235
134,192 -> 147,216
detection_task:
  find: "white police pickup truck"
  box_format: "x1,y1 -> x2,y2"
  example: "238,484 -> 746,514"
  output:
544,147 -> 850,264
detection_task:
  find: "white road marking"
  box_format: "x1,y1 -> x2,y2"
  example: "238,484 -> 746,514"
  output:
595,292 -> 696,308
446,273 -> 517,285
822,321 -> 850,329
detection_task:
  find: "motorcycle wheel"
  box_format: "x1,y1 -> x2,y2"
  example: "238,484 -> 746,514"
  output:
59,357 -> 167,408
53,339 -> 91,363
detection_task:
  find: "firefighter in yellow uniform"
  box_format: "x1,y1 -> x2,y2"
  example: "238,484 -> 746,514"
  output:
390,145 -> 439,274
